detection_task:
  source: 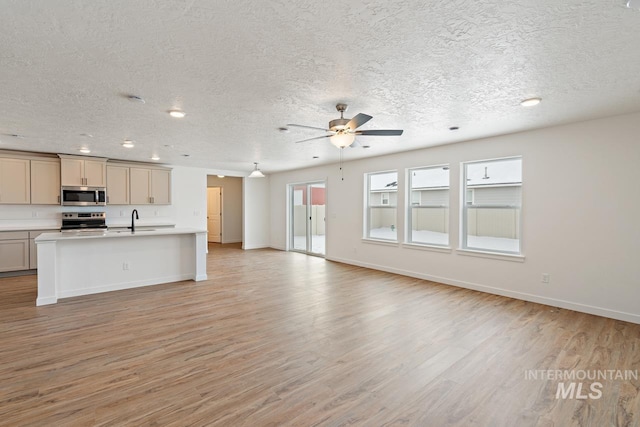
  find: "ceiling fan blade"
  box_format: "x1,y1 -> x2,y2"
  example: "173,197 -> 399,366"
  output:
355,129 -> 404,136
346,113 -> 372,130
294,135 -> 331,143
287,124 -> 330,132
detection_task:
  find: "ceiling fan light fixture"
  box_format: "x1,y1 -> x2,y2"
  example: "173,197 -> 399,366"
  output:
248,162 -> 265,178
520,97 -> 542,107
329,133 -> 355,148
169,110 -> 186,118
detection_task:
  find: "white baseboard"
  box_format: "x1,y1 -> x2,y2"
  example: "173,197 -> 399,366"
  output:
326,255 -> 640,325
222,238 -> 242,244
36,296 -> 57,306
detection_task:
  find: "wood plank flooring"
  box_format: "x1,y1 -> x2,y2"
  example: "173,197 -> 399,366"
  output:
1,243 -> 639,426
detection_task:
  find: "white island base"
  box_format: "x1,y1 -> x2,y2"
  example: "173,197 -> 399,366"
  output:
35,228 -> 208,305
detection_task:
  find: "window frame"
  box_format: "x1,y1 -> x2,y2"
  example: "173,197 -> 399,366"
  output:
461,156 -> 523,255
364,170 -> 398,242
406,164 -> 451,248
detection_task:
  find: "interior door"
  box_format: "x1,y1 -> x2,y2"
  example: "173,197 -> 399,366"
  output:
207,187 -> 222,243
290,181 -> 326,256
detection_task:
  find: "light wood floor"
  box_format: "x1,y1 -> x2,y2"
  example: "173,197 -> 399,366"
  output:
1,244 -> 639,426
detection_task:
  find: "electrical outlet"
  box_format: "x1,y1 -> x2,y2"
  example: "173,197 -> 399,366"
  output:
542,273 -> 550,284
123,262 -> 129,271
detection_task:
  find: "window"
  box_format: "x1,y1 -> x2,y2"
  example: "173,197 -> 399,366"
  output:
462,157 -> 522,254
365,171 -> 398,241
407,165 -> 450,246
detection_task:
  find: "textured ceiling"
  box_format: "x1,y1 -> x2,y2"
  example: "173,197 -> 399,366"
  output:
1,0 -> 639,175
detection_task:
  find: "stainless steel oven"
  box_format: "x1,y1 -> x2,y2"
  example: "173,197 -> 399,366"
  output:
60,212 -> 107,231
61,186 -> 106,206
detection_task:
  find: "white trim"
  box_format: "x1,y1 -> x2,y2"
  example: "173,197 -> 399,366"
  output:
361,238 -> 399,247
36,296 -> 57,306
402,242 -> 452,253
325,255 -> 640,325
456,248 -> 525,262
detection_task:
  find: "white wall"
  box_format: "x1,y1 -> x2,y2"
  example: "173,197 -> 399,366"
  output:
243,176 -> 270,249
207,176 -> 243,243
267,111 -> 640,324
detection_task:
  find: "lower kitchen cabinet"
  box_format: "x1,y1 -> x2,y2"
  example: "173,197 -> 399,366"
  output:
0,231 -> 30,272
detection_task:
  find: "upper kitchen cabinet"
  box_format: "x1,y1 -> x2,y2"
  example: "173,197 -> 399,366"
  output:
31,159 -> 61,205
60,155 -> 107,187
130,167 -> 171,205
0,157 -> 31,204
106,164 -> 130,205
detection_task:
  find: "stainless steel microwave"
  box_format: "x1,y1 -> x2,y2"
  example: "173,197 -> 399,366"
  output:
61,186 -> 107,206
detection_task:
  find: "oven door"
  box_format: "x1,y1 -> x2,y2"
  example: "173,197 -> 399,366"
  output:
61,187 -> 107,206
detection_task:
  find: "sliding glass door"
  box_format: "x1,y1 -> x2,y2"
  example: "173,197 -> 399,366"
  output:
290,181 -> 326,256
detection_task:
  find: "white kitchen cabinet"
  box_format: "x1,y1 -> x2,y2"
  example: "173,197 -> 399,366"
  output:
31,159 -> 61,205
130,167 -> 171,205
60,156 -> 107,187
0,231 -> 30,272
0,157 -> 31,204
106,165 -> 130,205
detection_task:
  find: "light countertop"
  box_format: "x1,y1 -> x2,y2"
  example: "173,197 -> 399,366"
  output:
36,228 -> 206,242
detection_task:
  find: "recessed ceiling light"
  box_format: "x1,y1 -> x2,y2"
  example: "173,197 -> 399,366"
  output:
313,156 -> 319,159
520,97 -> 542,107
8,133 -> 24,139
217,175 -> 225,178
151,155 -> 160,161
278,127 -> 289,133
182,154 -> 190,157
81,133 -> 93,138
449,126 -> 459,131
362,145 -> 371,149
122,140 -> 135,148
79,148 -> 91,154
169,110 -> 186,118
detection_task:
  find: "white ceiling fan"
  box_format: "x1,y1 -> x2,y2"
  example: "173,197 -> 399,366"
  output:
287,103 -> 403,149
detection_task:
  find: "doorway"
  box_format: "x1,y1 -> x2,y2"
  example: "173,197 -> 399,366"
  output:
290,181 -> 326,256
207,187 -> 222,243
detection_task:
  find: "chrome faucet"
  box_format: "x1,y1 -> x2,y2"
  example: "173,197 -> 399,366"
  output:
129,209 -> 139,233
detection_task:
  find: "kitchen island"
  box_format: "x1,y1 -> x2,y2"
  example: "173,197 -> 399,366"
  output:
35,228 -> 207,305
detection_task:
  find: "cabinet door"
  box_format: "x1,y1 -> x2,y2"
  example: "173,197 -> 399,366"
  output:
151,169 -> 171,204
0,239 -> 30,272
31,160 -> 61,205
0,158 -> 31,204
84,160 -> 107,187
130,167 -> 151,204
106,166 -> 130,205
60,158 -> 84,186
